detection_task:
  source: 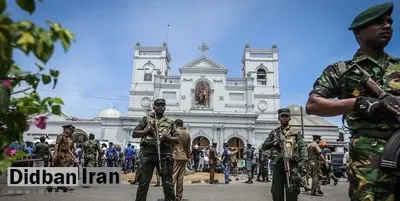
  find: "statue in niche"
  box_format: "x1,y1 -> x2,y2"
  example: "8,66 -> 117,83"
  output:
195,82 -> 209,107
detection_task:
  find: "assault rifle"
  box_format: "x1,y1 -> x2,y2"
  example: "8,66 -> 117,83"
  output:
278,129 -> 292,190
356,65 -> 400,169
153,113 -> 162,179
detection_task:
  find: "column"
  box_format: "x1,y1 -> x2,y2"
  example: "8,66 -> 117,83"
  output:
213,125 -> 217,143
245,72 -> 254,112
246,127 -> 254,145
153,70 -> 162,99
246,128 -> 250,144
219,126 -> 224,153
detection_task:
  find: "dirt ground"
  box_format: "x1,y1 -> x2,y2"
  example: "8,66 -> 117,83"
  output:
121,172 -> 226,182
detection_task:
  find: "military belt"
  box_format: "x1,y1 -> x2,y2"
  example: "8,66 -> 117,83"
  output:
351,129 -> 393,140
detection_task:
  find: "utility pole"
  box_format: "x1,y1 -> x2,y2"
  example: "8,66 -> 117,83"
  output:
300,106 -> 305,138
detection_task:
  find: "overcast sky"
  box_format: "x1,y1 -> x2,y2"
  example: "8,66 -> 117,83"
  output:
7,0 -> 400,126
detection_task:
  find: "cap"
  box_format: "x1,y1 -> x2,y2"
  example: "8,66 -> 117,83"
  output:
312,135 -> 322,140
154,98 -> 166,105
349,2 -> 394,30
212,142 -> 217,145
62,124 -> 73,129
223,143 -> 228,147
247,143 -> 252,146
278,108 -> 290,116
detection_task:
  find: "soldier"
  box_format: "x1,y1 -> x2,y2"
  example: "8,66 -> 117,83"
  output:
256,149 -> 269,182
305,2 -> 400,200
132,98 -> 179,201
243,143 -> 254,184
308,135 -> 328,196
300,162 -> 311,192
321,144 -> 339,185
32,136 -> 51,167
82,133 -> 102,167
53,124 -> 75,192
256,149 -> 263,181
172,119 -> 191,201
208,142 -> 220,184
262,108 -> 308,201
130,146 -> 142,185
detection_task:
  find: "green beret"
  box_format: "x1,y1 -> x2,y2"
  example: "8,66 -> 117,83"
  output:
349,2 -> 394,30
278,108 -> 290,116
154,98 -> 166,105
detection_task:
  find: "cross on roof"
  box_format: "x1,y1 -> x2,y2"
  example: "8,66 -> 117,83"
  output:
199,42 -> 209,54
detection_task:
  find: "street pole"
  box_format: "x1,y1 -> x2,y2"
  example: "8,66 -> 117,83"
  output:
300,106 -> 305,138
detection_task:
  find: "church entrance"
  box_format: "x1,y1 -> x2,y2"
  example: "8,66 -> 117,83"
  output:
227,137 -> 245,159
192,136 -> 210,149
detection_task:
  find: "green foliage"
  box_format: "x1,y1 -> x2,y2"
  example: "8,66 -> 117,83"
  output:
0,0 -> 75,174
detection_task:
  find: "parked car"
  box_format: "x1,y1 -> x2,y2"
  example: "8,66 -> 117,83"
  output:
331,152 -> 345,178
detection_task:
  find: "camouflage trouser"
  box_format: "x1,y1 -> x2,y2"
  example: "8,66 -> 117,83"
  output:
54,152 -> 74,167
84,158 -> 97,167
349,136 -> 400,201
271,159 -> 300,201
135,153 -> 174,201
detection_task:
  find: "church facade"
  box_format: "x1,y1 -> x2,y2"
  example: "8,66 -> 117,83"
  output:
23,42 -> 345,157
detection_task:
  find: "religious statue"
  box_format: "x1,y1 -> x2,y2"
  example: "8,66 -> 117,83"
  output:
195,82 -> 209,107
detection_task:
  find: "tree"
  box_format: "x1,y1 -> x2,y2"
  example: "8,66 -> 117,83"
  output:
0,0 -> 75,174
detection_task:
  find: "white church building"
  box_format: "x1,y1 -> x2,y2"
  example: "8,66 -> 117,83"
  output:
23,42 -> 345,157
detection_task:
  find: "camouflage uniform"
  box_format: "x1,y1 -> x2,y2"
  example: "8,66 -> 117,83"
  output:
82,139 -> 101,167
134,99 -> 179,201
257,150 -> 270,182
243,144 -> 254,183
32,138 -> 51,167
54,133 -> 74,167
309,3 -> 400,200
131,147 -> 142,185
262,108 -> 308,201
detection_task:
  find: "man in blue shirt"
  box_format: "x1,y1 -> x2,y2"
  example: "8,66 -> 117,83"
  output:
221,143 -> 231,184
124,144 -> 134,173
107,142 -> 118,167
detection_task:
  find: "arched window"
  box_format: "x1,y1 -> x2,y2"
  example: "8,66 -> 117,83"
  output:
257,68 -> 267,85
143,62 -> 154,81
144,73 -> 152,81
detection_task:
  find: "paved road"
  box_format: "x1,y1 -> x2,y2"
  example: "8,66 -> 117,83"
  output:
0,179 -> 349,201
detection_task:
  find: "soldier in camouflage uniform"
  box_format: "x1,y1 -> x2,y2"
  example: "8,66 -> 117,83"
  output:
256,149 -> 270,182
82,133 -> 102,167
32,136 -> 51,167
243,143 -> 254,184
132,99 -> 179,201
53,124 -> 75,192
306,2 -> 400,200
262,108 -> 308,201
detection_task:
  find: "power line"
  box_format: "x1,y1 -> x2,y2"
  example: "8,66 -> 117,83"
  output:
36,87 -> 130,101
